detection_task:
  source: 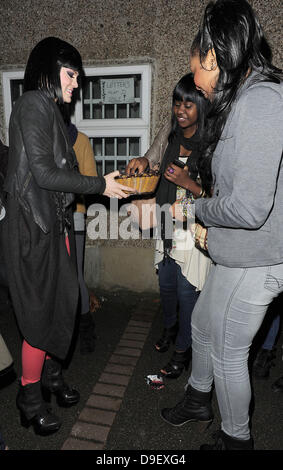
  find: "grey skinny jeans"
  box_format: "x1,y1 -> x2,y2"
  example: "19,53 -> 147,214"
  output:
188,262 -> 283,440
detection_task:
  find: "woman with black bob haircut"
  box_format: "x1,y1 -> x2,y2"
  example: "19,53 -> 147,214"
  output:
3,37 -> 132,436
160,0 -> 283,450
126,73 -> 211,379
23,36 -> 82,103
168,73 -> 208,145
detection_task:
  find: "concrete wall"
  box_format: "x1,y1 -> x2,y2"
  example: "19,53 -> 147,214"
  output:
84,207 -> 159,291
1,0 -> 282,291
1,0 -> 282,142
84,244 -> 159,292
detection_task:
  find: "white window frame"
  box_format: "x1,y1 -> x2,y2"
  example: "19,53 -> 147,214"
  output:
72,64 -> 151,156
2,70 -> 24,142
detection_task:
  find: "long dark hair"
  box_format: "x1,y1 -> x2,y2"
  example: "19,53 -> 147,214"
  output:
23,37 -> 82,109
168,72 -> 209,143
191,0 -> 282,193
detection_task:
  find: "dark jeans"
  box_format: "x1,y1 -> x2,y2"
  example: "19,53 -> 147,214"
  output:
158,257 -> 199,351
262,314 -> 280,350
75,231 -> 90,315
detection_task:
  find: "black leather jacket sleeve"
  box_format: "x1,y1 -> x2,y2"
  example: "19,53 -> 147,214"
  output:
4,91 -> 107,233
16,92 -> 106,195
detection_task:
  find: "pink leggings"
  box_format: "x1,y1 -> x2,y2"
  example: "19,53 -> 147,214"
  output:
21,340 -> 51,386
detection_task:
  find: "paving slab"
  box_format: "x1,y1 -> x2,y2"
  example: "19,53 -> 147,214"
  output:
0,288 -> 282,457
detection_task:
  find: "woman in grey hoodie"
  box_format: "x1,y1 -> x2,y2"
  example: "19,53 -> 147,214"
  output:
161,0 -> 283,450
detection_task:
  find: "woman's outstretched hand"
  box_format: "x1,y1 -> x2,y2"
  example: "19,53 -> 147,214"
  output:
125,157 -> 149,175
103,171 -> 135,199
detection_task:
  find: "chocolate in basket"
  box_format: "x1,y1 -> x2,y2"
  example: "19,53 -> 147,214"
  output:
115,168 -> 160,194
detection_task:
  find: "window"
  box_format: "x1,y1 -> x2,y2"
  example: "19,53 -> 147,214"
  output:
73,64 -> 151,176
90,135 -> 141,176
2,64 -> 152,176
2,70 -> 24,141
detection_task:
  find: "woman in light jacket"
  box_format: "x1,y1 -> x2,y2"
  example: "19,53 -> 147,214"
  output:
127,74 -> 211,379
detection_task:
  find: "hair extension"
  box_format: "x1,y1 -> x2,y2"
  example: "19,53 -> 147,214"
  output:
190,0 -> 282,194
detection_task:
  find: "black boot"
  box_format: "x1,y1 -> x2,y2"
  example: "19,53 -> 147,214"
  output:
0,430 -> 7,450
16,381 -> 61,435
271,375 -> 283,392
155,324 -> 178,353
161,384 -> 213,430
200,430 -> 254,450
41,359 -> 80,407
161,349 -> 191,379
253,348 -> 276,379
79,311 -> 96,355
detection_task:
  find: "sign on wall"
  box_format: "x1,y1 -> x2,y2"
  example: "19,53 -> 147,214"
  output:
100,78 -> 135,104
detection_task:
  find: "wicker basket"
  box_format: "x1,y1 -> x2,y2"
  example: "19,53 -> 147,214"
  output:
115,172 -> 160,194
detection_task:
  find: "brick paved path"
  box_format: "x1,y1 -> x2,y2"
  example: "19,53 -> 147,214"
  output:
62,302 -> 159,450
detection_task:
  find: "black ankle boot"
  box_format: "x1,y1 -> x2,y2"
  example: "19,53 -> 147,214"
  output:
16,381 -> 61,435
271,375 -> 283,392
41,359 -> 80,407
161,349 -> 191,379
161,384 -> 213,429
200,430 -> 254,450
79,311 -> 96,355
155,324 -> 178,353
253,348 -> 276,379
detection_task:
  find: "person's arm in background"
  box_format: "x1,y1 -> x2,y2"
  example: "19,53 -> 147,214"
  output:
74,132 -> 97,177
73,132 -> 98,212
126,120 -> 171,174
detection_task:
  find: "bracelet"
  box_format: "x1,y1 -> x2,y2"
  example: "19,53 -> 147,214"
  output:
180,196 -> 194,218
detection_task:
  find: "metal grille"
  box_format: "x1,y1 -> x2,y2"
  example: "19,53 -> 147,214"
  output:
90,136 -> 140,176
82,74 -> 141,119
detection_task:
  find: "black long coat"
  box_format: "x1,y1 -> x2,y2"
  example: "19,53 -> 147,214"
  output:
3,91 -> 106,360
2,199 -> 79,360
